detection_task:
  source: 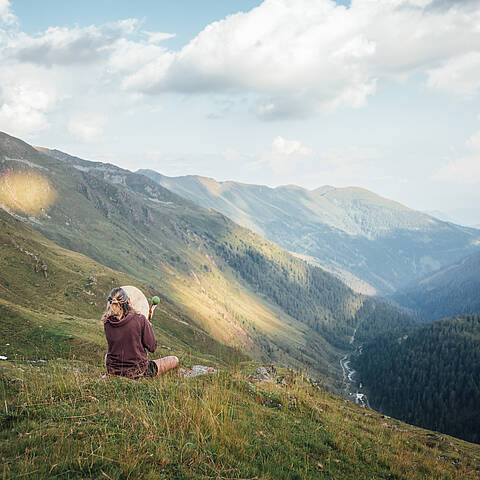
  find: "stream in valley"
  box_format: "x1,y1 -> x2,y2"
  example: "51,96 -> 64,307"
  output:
340,328 -> 370,408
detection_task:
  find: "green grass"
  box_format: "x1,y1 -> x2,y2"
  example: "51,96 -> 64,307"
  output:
0,207 -> 245,368
1,360 -> 479,479
0,186 -> 343,390
1,200 -> 479,479
2,135 -> 480,478
0,133 -> 418,388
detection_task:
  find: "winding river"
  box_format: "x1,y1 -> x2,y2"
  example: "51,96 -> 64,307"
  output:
340,338 -> 371,408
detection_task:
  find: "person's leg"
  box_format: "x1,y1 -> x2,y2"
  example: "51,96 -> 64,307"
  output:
153,356 -> 179,375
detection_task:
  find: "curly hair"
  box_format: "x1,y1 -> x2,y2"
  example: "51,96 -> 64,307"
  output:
101,287 -> 132,323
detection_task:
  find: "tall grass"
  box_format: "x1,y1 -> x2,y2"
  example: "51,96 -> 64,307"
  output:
1,360 -> 479,479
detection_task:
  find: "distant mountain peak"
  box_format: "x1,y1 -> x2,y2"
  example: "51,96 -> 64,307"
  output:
312,185 -> 336,195
139,167 -> 480,295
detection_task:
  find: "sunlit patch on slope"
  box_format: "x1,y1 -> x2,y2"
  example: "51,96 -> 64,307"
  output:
0,170 -> 57,215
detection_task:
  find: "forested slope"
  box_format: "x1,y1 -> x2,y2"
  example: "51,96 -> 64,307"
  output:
356,314 -> 480,443
393,251 -> 480,321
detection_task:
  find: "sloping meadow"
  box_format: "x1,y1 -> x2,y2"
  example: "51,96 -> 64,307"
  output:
1,359 -> 479,479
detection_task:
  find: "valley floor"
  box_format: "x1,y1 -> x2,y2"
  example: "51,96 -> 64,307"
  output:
340,348 -> 370,409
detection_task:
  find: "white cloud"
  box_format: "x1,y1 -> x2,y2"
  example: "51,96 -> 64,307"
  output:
0,0 -> 16,25
117,0 -> 480,118
272,136 -> 312,156
107,38 -> 166,73
0,16 -> 163,141
144,31 -> 176,44
246,138 -> 382,187
5,19 -> 140,66
427,52 -> 480,97
122,0 -> 380,116
0,82 -> 55,136
68,115 -> 105,143
0,0 -> 480,145
250,137 -> 312,173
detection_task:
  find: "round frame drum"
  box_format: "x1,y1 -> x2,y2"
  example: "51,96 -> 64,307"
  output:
122,285 -> 149,319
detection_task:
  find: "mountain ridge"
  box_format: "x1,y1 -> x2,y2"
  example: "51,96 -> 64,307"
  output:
393,249 -> 480,321
138,168 -> 480,295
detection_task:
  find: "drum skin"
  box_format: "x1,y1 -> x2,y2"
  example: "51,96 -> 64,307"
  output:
121,285 -> 149,319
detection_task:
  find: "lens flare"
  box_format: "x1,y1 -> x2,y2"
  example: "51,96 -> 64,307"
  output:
0,170 -> 57,216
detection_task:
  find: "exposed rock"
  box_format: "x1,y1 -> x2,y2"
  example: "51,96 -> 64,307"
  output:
180,365 -> 216,378
250,365 -> 277,382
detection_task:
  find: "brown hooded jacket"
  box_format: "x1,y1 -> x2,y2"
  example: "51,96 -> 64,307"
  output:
104,312 -> 157,377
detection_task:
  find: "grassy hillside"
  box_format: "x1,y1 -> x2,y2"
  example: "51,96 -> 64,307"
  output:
0,131 -> 416,389
138,169 -> 480,295
1,358 -> 480,479
0,208 -> 244,367
393,251 -> 480,321
356,314 -> 480,444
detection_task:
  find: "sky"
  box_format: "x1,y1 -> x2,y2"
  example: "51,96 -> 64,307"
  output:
1,0 -> 479,226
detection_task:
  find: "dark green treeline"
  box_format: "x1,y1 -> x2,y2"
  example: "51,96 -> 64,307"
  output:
356,314 -> 480,444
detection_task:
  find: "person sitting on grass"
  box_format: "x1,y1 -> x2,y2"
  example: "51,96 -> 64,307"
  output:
102,287 -> 179,378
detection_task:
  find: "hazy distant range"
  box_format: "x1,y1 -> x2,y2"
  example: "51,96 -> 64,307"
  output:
138,169 -> 480,296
